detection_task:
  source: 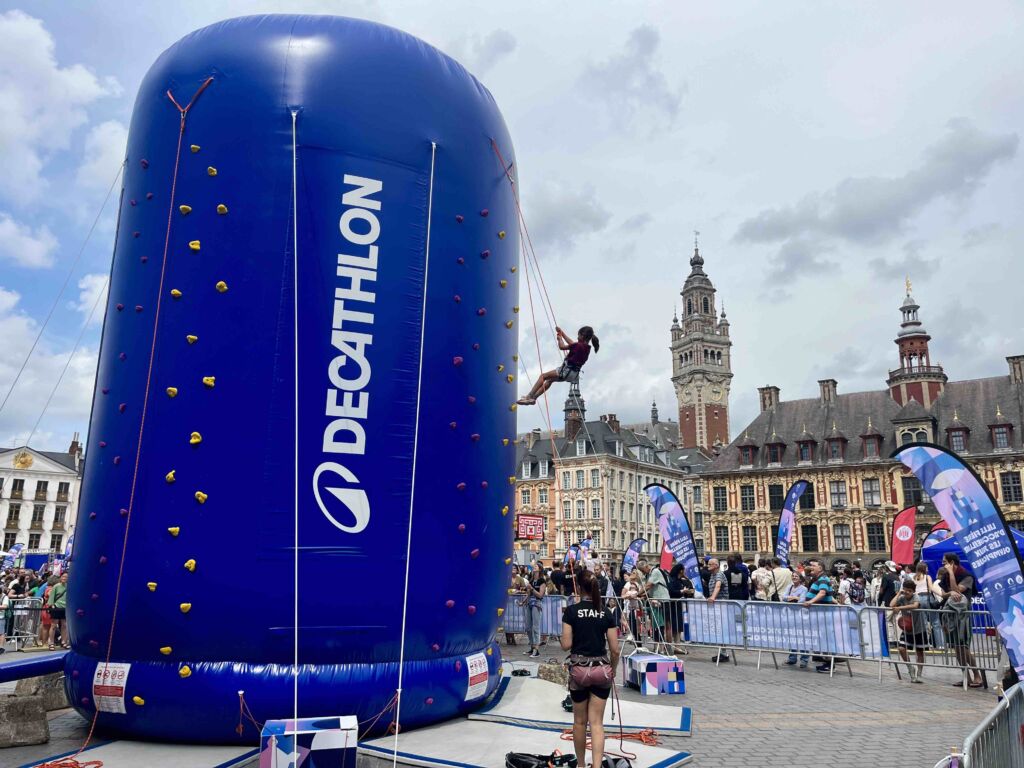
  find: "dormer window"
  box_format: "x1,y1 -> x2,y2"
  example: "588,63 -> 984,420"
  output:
826,439 -> 846,461
948,429 -> 967,453
615,441 -> 623,457
576,438 -> 586,456
766,443 -> 783,464
521,462 -> 530,479
539,460 -> 549,478
798,443 -> 812,462
864,439 -> 878,458
993,425 -> 1011,449
740,446 -> 756,465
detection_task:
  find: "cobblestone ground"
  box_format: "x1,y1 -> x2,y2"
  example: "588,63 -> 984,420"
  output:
505,639 -> 996,768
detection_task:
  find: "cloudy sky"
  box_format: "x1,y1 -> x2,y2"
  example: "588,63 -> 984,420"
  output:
1,1 -> 1022,451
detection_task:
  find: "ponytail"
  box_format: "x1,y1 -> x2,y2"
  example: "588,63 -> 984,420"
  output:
577,568 -> 602,605
578,325 -> 600,354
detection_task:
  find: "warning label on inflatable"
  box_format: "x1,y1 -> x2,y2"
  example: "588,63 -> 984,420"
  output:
464,652 -> 489,701
92,662 -> 131,714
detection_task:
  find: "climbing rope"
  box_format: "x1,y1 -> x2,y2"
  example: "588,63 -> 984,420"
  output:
290,107 -> 301,763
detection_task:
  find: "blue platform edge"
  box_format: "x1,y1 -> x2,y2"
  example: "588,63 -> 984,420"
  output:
0,651 -> 67,684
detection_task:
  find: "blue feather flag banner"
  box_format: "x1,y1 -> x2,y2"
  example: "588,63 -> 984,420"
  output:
563,544 -> 580,566
896,443 -> 1024,675
644,483 -> 704,597
621,538 -> 647,574
775,480 -> 808,567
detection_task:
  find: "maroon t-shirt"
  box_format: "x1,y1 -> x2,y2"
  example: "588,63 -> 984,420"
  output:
565,341 -> 591,368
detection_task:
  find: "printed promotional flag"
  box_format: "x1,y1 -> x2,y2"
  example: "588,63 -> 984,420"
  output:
775,479 -> 808,567
621,538 -> 647,574
2,542 -> 24,570
660,542 -> 673,571
921,520 -> 951,550
896,443 -> 1024,676
644,483 -> 704,597
891,505 -> 917,565
579,537 -> 593,559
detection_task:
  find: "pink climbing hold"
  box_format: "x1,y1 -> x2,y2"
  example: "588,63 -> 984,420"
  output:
119,508 -> 128,517
449,421 -> 457,430
113,456 -> 121,465
76,608 -> 85,617
458,523 -> 466,533
72,670 -> 79,679
480,481 -> 488,489
81,697 -> 90,705
452,356 -> 463,366
445,599 -> 455,609
135,305 -> 143,313
431,643 -> 440,652
101,388 -> 109,394
470,433 -> 480,442
456,256 -> 465,265
455,661 -> 462,672
90,593 -> 99,600
480,249 -> 490,259
118,403 -> 126,413
480,209 -> 489,217
99,556 -> 108,564
455,214 -> 464,223
89,639 -> 99,648
470,548 -> 480,559
116,303 -> 124,311
453,294 -> 461,303
119,353 -> 127,361
425,697 -> 434,705
140,256 -> 148,263
146,192 -> 154,200
456,482 -> 466,491
467,395 -> 476,404
477,308 -> 486,316
467,605 -> 477,615
472,343 -> 480,350
140,159 -> 149,169
130,199 -> 137,206
99,441 -> 107,448
133,231 -> 140,238
88,512 -> 96,520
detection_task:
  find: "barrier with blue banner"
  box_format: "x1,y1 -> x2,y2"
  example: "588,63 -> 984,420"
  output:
502,595 -> 567,636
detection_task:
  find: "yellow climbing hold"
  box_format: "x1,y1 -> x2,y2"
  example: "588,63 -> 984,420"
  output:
186,335 -> 198,344
160,646 -> 172,655
190,144 -> 200,153
502,438 -> 510,446
513,306 -> 520,314
170,289 -> 182,298
189,432 -> 202,445
510,266 -> 517,273
486,647 -> 493,656
183,559 -> 196,572
179,603 -> 192,614
512,355 -> 519,362
497,364 -> 504,372
497,607 -> 505,617
506,375 -> 514,383
216,204 -> 228,215
498,231 -> 506,239
167,526 -> 180,537
508,476 -> 515,485
499,280 -> 507,288
504,557 -> 512,565
132,696 -> 145,706
188,240 -> 200,252
505,320 -> 514,329
166,387 -> 178,398
165,470 -> 176,484
509,403 -> 517,412
207,166 -> 217,176
147,582 -> 157,592
501,505 -> 509,516
215,281 -> 228,293
179,205 -> 192,215
202,376 -> 215,388
179,665 -> 192,678
194,491 -> 208,504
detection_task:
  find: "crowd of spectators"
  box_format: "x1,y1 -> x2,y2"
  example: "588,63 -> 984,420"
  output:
1,566 -> 70,653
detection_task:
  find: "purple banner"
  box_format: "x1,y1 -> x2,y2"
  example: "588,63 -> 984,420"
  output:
775,480 -> 808,567
644,483 -> 704,597
621,538 -> 647,574
896,444 -> 1024,675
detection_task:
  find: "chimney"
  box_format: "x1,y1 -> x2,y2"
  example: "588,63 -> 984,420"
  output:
607,414 -> 620,433
68,431 -> 81,457
565,412 -> 583,442
818,378 -> 838,405
528,428 -> 541,450
757,386 -> 781,412
1009,355 -> 1024,384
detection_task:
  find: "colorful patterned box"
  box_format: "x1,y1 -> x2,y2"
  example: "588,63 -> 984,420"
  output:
259,715 -> 358,768
623,652 -> 685,696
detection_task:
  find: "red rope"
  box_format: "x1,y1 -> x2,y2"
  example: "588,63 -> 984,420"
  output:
39,78 -> 213,768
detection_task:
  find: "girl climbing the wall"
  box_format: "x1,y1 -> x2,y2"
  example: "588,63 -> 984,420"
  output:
517,326 -> 599,406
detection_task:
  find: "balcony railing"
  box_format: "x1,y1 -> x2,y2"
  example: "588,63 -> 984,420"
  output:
51,521 -> 65,531
34,492 -> 48,501
4,518 -> 19,528
888,364 -> 946,378
56,493 -> 69,502
29,521 -> 44,531
10,490 -> 23,499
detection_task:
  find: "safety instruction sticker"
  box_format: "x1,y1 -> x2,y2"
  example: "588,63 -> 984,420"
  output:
92,662 -> 131,714
464,652 -> 489,701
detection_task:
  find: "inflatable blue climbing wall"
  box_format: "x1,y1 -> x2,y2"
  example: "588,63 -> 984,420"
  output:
66,15 -> 518,743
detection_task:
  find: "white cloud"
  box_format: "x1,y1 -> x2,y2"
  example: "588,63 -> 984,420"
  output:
448,29 -> 517,77
76,120 -> 127,189
0,10 -> 120,203
0,212 -> 58,268
523,181 -> 609,252
71,273 -> 107,325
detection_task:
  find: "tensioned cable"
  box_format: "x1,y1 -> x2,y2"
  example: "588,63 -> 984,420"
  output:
392,140 -> 437,764
0,162 -> 124,420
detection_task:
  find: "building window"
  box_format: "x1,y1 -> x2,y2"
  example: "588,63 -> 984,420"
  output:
591,499 -> 601,518
539,461 -> 549,478
693,486 -> 702,505
695,538 -> 705,557
521,462 -> 530,480
742,525 -> 757,552
3,532 -> 17,551
768,484 -> 785,511
5,503 -> 20,526
740,485 -> 755,511
49,534 -> 62,551
694,510 -> 704,530
864,438 -> 879,458
798,443 -> 812,462
628,474 -> 634,492
576,439 -> 586,456
539,488 -> 549,505
949,431 -> 966,453
767,444 -> 782,463
11,478 -> 24,498
740,447 -> 755,465
800,525 -> 818,552
771,524 -> 780,551
866,522 -> 886,552
902,476 -> 927,506
575,470 -> 585,489
1001,472 -> 1023,503
828,440 -> 844,460
829,481 -> 847,508
576,499 -> 585,519
833,524 -> 852,551
994,426 -> 1010,449
562,471 -> 571,490
702,296 -> 710,313
31,505 -> 45,524
590,469 -> 600,488
799,483 -> 815,510
57,481 -> 70,500
615,441 -> 623,457
628,503 -> 634,522
901,431 -> 914,446
563,500 -> 570,519
713,486 -> 728,512
539,543 -> 549,556
35,480 -> 48,500
715,525 -> 730,551
28,533 -> 41,549
520,489 -> 531,506
863,478 -> 881,507
618,471 -> 625,490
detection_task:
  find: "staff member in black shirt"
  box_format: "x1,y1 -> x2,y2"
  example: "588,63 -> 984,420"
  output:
561,568 -> 620,768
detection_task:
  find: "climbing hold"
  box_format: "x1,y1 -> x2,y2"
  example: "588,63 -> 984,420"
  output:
119,507 -> 128,517
498,230 -> 506,239
502,438 -> 509,446
216,204 -> 228,214
180,603 -> 192,614
509,403 -> 517,412
449,421 -> 457,430
81,697 -> 90,706
186,334 -> 198,344
166,387 -> 178,398
88,513 -> 96,520
99,441 -> 107,448
497,607 -> 504,617
470,548 -> 480,559
170,289 -> 182,298
501,506 -> 509,516
445,599 -> 455,609
480,249 -> 490,259
118,402 -> 126,413
486,647 -> 493,656
453,294 -> 461,303
133,231 -> 140,238
189,432 -> 202,445
425,697 -> 434,705
470,433 -> 480,441
472,343 -> 480,350
190,144 -> 200,153
512,355 -> 518,362
452,356 -> 463,367
90,593 -> 98,600
160,646 -> 172,655
99,555 -> 108,565
146,192 -> 153,200
505,321 -> 514,329
207,166 -> 217,176
140,159 -> 149,169
467,605 -> 477,615
457,524 -> 466,533
431,643 -> 440,652
179,665 -> 192,678
89,639 -> 99,648
76,608 -> 85,617
467,396 -> 476,404
455,661 -> 462,672
165,470 -> 176,483
496,364 -> 504,372
183,559 -> 196,572
130,199 -> 137,207
140,256 -> 148,263
147,582 -> 157,592
513,306 -> 520,314
189,240 -> 201,251
135,305 -> 143,313
456,482 -> 466,491
510,266 -> 517,273
480,480 -> 488,489
455,214 -> 464,223
456,257 -> 464,265
116,303 -> 124,311
179,205 -> 192,215
167,527 -> 180,537
504,557 -> 512,565
506,375 -> 514,383
480,209 -> 489,217
499,279 -> 507,288
119,353 -> 127,362
508,476 -> 515,485
215,281 -> 228,293
133,696 -> 145,706
194,491 -> 208,504
113,456 -> 121,465
101,388 -> 109,394
477,308 -> 486,316
202,376 -> 215,388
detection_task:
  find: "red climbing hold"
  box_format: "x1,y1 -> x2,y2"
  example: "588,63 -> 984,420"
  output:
133,231 -> 140,238
118,403 -> 126,413
455,661 -> 462,672
119,508 -> 128,517
467,605 -> 477,615
449,422 -> 457,430
81,697 -> 90,705
445,599 -> 455,609
101,388 -> 109,394
425,697 -> 434,705
456,482 -> 467,491
467,396 -> 476,404
72,670 -> 79,679
472,343 -> 480,350
140,159 -> 149,169
470,548 -> 480,558
477,308 -> 486,316
431,643 -> 440,652
116,303 -> 124,311
480,249 -> 490,259
453,294 -> 461,303
480,209 -> 489,217
90,593 -> 99,600
113,456 -> 121,465
76,609 -> 85,616
89,639 -> 99,648
452,356 -> 464,366
88,512 -> 96,520
99,441 -> 107,448
99,556 -> 108,564
458,524 -> 466,533
480,481 -> 489,489
470,433 -> 480,441
140,256 -> 148,263
135,305 -> 143,313
455,214 -> 464,223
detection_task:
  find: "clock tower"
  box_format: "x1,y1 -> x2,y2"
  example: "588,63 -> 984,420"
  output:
671,238 -> 732,451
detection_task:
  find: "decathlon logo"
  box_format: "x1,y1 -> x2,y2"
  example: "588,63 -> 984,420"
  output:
313,463 -> 370,533
896,525 -> 913,542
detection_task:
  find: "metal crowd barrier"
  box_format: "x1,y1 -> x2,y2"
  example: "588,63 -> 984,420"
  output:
961,682 -> 1024,767
2,597 -> 44,651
